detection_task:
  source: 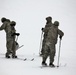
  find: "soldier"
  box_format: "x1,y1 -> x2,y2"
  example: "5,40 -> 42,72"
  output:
10,21 -> 20,58
40,16 -> 53,56
0,17 -> 20,58
42,21 -> 64,67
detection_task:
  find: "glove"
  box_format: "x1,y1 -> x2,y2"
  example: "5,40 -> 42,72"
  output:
59,36 -> 62,39
15,41 -> 18,45
11,33 -> 20,36
16,33 -> 20,36
41,28 -> 44,31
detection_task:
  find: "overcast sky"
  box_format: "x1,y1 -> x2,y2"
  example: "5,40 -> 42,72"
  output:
0,0 -> 76,55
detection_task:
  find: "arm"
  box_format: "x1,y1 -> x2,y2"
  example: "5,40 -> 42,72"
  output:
0,23 -> 6,31
58,29 -> 64,39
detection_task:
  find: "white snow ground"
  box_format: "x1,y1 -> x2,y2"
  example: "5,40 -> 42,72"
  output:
0,0 -> 76,75
0,51 -> 76,75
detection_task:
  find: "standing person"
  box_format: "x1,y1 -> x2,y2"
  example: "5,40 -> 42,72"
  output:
42,21 -> 64,67
40,16 -> 53,56
0,17 -> 20,58
10,21 -> 20,58
0,17 -> 11,58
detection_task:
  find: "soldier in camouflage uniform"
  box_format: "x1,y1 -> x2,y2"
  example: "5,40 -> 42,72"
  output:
0,17 -> 20,58
10,21 -> 20,58
42,21 -> 64,67
40,16 -> 53,56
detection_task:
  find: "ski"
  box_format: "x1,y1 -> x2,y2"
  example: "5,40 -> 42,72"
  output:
16,57 -> 34,61
56,63 -> 67,67
40,65 -> 55,68
40,63 -> 67,68
24,58 -> 34,61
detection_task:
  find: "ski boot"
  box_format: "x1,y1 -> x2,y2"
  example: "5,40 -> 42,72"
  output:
42,61 -> 47,66
12,55 -> 17,58
5,54 -> 10,58
49,63 -> 55,67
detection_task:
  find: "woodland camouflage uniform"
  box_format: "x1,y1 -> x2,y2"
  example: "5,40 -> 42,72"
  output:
42,21 -> 64,67
0,17 -> 19,58
40,16 -> 53,55
10,21 -> 20,58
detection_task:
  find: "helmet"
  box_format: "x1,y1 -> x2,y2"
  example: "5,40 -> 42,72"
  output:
54,21 -> 59,26
10,21 -> 16,26
46,16 -> 52,21
1,17 -> 7,22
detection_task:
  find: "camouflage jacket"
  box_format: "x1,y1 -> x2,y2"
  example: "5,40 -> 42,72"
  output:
43,22 -> 52,38
0,21 -> 16,40
46,25 -> 64,44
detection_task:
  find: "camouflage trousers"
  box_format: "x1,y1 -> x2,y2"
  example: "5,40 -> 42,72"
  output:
6,39 -> 16,57
42,42 -> 56,63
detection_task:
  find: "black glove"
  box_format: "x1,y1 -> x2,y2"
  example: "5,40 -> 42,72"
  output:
15,41 -> 18,45
59,36 -> 62,39
11,33 -> 20,36
41,28 -> 44,31
16,33 -> 20,36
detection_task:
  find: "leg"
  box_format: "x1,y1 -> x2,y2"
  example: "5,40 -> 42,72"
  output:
42,44 -> 49,65
49,43 -> 56,67
12,40 -> 17,58
6,40 -> 13,58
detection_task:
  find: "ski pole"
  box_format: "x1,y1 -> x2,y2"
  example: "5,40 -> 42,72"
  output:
39,31 -> 43,55
57,39 -> 61,67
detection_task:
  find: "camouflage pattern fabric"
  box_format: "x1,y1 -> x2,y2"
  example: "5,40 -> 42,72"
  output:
0,20 -> 16,57
41,22 -> 52,55
42,25 -> 64,63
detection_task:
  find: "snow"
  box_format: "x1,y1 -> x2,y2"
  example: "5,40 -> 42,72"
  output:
0,0 -> 76,75
0,52 -> 76,75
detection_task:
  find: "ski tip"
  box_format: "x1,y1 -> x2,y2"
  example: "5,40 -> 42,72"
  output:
57,66 -> 59,67
31,58 -> 34,61
24,58 -> 27,61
